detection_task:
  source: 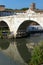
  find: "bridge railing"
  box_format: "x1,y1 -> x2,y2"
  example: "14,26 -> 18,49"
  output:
13,13 -> 43,18
0,13 -> 43,18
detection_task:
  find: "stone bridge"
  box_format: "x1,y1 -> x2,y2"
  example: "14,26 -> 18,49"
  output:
0,3 -> 43,38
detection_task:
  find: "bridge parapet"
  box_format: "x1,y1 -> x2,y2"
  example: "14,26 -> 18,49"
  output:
12,13 -> 43,19
0,11 -> 43,19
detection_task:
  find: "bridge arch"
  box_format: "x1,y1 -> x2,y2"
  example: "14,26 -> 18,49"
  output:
0,20 -> 10,34
16,20 -> 42,36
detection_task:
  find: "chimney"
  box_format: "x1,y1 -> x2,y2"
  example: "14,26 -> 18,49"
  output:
0,5 -> 5,11
30,3 -> 36,10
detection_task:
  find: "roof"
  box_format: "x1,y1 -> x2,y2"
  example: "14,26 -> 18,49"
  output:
0,5 -> 5,7
0,8 -> 27,13
34,9 -> 43,13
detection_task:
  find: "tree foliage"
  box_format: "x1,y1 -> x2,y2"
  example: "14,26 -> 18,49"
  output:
20,8 -> 29,10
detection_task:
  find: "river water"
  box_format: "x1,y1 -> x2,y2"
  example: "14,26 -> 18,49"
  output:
0,33 -> 43,65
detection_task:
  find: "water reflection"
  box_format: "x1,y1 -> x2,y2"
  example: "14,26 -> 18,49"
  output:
16,38 -> 31,63
0,39 -> 10,50
0,34 -> 43,65
15,34 -> 43,64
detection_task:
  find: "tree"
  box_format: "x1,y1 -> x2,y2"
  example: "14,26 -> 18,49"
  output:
20,8 -> 29,11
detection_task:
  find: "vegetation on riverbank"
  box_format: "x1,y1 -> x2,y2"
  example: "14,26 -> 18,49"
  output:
0,30 -> 10,38
29,42 -> 43,65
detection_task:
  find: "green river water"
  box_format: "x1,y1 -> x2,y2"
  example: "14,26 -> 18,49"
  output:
0,33 -> 43,65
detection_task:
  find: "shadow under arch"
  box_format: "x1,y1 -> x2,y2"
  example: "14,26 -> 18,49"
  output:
0,21 -> 10,50
0,20 -> 10,31
15,38 -> 31,64
16,20 -> 40,33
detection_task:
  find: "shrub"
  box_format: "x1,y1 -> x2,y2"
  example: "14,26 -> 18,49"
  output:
29,42 -> 43,65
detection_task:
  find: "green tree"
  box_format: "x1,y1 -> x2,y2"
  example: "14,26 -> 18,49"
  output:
20,8 -> 28,10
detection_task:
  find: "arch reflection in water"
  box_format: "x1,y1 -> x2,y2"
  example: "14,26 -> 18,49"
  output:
16,38 -> 31,64
13,34 -> 43,64
1,33 -> 43,65
0,39 -> 10,50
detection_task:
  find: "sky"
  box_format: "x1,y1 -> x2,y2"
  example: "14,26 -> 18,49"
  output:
0,0 -> 43,9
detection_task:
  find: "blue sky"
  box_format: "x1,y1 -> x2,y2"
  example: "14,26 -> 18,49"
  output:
0,0 -> 43,9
